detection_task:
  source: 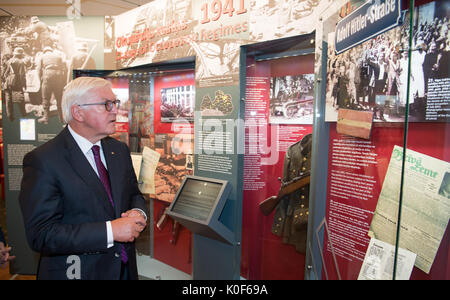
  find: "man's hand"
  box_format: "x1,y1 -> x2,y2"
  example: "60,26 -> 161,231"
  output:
0,242 -> 15,269
111,215 -> 146,243
121,210 -> 146,228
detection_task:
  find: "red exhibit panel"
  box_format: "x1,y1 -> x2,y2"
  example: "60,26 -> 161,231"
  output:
242,54 -> 315,279
322,123 -> 449,280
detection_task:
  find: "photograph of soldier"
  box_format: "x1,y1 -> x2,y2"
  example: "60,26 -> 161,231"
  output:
269,74 -> 314,124
325,1 -> 449,122
68,42 -> 96,82
36,46 -> 66,124
0,16 -> 101,125
1,47 -> 30,122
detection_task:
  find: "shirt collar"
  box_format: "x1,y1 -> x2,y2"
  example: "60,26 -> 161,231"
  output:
67,124 -> 101,155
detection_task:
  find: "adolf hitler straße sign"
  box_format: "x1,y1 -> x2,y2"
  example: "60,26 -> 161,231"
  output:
335,0 -> 403,54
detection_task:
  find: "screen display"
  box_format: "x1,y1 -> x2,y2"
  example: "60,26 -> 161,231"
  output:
171,178 -> 223,221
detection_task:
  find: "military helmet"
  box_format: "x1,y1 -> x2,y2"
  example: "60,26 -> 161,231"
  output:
13,47 -> 24,57
30,16 -> 40,24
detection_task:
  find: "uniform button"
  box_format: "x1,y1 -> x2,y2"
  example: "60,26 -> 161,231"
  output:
303,157 -> 307,161
302,167 -> 306,171
300,213 -> 303,216
301,195 -> 305,199
301,204 -> 304,208
278,217 -> 282,221
306,211 -> 309,215
114,252 -> 120,258
294,215 -> 298,218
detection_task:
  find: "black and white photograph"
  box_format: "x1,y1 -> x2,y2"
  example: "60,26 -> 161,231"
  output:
249,0 -> 326,41
269,74 -> 314,124
114,0 -> 195,69
325,1 -> 449,123
0,16 -> 103,125
161,85 -> 195,122
439,172 -> 450,199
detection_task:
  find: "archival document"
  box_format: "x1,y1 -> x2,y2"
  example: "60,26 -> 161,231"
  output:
139,146 -> 160,194
369,146 -> 450,273
358,237 -> 416,280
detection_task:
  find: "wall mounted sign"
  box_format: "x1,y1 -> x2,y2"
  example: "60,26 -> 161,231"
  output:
335,0 -> 403,54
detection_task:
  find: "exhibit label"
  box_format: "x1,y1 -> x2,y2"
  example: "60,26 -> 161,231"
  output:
335,0 -> 402,54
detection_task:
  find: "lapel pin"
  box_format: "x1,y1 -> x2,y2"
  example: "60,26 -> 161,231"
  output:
111,152 -> 115,155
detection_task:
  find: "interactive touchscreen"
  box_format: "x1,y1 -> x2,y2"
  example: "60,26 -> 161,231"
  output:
170,178 -> 223,221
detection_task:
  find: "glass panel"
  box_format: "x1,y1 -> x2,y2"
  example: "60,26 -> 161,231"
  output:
306,0 -> 448,280
241,34 -> 315,279
306,0 -> 411,280
397,0 -> 449,280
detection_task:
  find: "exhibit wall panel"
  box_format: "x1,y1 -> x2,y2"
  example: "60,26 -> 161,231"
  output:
242,54 -> 314,279
0,16 -> 106,274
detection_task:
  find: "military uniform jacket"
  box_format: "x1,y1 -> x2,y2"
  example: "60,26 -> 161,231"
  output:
4,57 -> 27,91
271,134 -> 312,253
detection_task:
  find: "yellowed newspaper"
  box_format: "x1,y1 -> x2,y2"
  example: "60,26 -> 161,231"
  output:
139,146 -> 160,194
130,153 -> 142,179
369,146 -> 450,274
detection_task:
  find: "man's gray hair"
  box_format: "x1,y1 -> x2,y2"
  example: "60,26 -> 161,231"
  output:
62,77 -> 112,124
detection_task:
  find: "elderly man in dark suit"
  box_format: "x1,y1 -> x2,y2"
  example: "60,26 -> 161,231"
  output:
19,77 -> 147,280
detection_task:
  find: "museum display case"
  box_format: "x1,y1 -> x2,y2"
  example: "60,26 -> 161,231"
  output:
304,0 -> 449,280
1,0 -> 447,280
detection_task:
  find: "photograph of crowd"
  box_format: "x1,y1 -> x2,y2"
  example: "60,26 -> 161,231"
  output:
269,74 -> 314,124
0,16 -> 101,125
326,1 -> 449,122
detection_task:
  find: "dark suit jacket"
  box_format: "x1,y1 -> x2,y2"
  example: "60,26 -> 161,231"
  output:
0,226 -> 5,245
19,127 -> 147,280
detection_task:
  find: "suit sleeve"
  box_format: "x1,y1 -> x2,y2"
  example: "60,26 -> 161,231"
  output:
19,151 -> 108,255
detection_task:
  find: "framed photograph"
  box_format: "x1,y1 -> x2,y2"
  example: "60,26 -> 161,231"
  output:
160,85 -> 195,122
269,74 -> 314,124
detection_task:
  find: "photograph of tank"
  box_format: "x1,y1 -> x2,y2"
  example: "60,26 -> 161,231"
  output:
269,74 -> 314,124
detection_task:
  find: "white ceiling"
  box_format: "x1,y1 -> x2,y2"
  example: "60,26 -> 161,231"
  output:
0,0 -> 154,17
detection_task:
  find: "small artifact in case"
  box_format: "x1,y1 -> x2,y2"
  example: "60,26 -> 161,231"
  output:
337,108 -> 374,139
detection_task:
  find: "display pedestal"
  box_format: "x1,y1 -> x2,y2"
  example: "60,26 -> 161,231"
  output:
193,234 -> 240,280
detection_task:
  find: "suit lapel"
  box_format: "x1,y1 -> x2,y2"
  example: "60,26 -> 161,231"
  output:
62,128 -> 116,218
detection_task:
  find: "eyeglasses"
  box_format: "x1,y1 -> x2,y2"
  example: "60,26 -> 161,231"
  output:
77,99 -> 121,112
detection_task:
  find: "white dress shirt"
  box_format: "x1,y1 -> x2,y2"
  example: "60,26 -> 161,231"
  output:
67,125 -> 146,248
